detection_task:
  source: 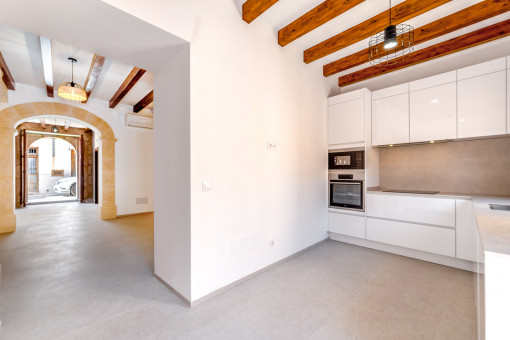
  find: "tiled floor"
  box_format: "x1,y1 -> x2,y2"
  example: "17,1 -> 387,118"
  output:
0,203 -> 477,339
28,194 -> 78,204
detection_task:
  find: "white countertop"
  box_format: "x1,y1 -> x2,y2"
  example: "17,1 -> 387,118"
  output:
367,189 -> 510,257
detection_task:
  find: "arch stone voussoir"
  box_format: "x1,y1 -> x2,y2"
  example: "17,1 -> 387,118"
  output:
0,102 -> 117,233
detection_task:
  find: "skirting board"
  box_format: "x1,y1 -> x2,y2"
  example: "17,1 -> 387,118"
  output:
154,237 -> 329,308
154,273 -> 191,307
117,211 -> 154,218
330,232 -> 481,273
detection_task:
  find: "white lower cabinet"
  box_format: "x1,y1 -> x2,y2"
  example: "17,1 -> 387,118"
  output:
328,211 -> 365,239
367,218 -> 455,257
367,194 -> 455,227
365,194 -> 482,263
456,200 -> 484,263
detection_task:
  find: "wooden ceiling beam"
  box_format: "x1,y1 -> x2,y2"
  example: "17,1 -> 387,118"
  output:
338,19 -> 510,87
0,50 -> 15,90
242,0 -> 279,23
82,54 -> 105,103
304,0 -> 451,64
109,67 -> 146,109
133,90 -> 153,113
278,0 -> 365,47
39,37 -> 53,97
324,0 -> 510,76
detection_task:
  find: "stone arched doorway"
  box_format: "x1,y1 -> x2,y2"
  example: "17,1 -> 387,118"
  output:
0,102 -> 117,233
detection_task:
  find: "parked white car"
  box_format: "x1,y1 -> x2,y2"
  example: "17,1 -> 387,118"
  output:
54,177 -> 77,196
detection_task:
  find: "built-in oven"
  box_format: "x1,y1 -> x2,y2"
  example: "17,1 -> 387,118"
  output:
328,171 -> 364,211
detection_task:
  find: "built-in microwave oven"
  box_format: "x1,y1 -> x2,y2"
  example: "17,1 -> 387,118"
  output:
328,150 -> 364,170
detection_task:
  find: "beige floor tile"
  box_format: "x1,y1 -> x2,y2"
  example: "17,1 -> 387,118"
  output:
0,203 -> 478,339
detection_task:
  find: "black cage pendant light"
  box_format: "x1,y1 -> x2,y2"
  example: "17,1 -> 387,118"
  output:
368,0 -> 414,66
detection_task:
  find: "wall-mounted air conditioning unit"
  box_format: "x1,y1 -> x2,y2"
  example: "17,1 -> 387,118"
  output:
126,113 -> 153,129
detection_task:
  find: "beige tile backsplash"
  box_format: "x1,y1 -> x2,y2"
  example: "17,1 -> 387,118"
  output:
379,137 -> 510,196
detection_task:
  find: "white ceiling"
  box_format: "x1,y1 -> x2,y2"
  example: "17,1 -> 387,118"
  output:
236,0 -> 510,95
0,22 -> 154,106
27,118 -> 87,129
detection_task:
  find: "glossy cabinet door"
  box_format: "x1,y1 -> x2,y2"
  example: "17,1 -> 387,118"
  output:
410,82 -> 457,142
328,211 -> 365,239
328,98 -> 365,148
456,200 -> 483,263
372,93 -> 409,146
367,218 -> 455,257
457,70 -> 506,138
367,194 -> 456,227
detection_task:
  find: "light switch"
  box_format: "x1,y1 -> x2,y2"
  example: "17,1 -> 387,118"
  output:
202,181 -> 211,192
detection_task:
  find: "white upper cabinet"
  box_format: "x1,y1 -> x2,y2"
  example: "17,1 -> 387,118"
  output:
328,89 -> 366,149
372,84 -> 409,146
507,56 -> 510,134
457,58 -> 507,138
410,72 -> 457,143
457,58 -> 506,80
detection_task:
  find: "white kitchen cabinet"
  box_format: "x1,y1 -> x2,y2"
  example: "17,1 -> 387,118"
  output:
456,200 -> 483,263
328,98 -> 365,148
409,70 -> 456,92
367,218 -> 455,257
457,70 -> 506,139
372,92 -> 409,146
328,211 -> 365,239
457,58 -> 506,80
367,194 -> 456,227
507,60 -> 510,134
410,82 -> 457,142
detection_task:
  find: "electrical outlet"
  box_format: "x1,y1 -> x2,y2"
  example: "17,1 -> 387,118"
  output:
267,141 -> 277,150
202,181 -> 211,192
269,239 -> 275,248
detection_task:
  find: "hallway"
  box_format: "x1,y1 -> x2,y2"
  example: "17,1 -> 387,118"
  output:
0,203 -> 160,338
0,204 -> 477,339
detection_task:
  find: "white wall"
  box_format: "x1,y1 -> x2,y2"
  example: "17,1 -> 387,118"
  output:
187,2 -> 328,301
102,0 -> 329,302
154,45 -> 192,301
1,0 -> 329,303
30,137 -> 74,175
9,83 -> 154,215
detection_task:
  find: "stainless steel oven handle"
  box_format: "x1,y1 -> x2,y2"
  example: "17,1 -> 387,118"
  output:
329,182 -> 361,185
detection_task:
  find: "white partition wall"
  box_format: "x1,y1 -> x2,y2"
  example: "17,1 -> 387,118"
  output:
154,45 -> 192,301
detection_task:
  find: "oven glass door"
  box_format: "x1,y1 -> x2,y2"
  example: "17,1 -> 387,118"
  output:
329,180 -> 363,210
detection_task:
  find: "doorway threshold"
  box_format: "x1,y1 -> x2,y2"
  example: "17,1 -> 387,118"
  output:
27,200 -> 79,205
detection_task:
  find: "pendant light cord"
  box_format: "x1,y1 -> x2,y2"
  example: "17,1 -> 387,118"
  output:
389,0 -> 392,26
71,59 -> 75,85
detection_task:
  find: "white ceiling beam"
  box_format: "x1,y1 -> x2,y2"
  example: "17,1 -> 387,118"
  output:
39,36 -> 54,97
